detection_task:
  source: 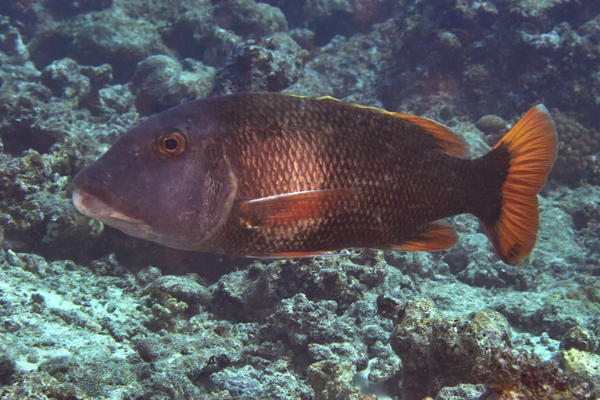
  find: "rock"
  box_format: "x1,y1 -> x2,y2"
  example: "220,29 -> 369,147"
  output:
434,383 -> 485,400
41,58 -> 113,110
213,0 -> 288,38
132,55 -> 184,115
475,114 -> 507,134
144,274 -> 211,315
307,360 -> 360,400
561,326 -> 598,353
563,348 -> 600,390
28,9 -> 171,83
46,0 -> 113,17
389,297 -> 511,399
213,33 -> 306,94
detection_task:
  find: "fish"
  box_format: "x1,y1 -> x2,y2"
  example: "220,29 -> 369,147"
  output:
72,92 -> 558,265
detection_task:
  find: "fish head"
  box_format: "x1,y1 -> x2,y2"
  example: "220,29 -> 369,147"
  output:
72,106 -> 237,250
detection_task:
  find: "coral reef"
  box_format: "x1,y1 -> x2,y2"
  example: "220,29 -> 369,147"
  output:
473,346 -> 597,400
212,361 -> 313,399
27,8 -> 171,83
563,348 -> 600,392
46,0 -> 113,17
41,57 -> 113,112
213,0 -> 288,39
1,372 -> 87,400
288,17 -> 399,102
307,360 -> 360,400
551,112 -> 600,185
0,0 -> 599,398
434,383 -> 485,400
213,32 -> 306,94
0,16 -> 29,64
262,0 -> 399,46
475,114 -> 508,135
561,326 -> 598,353
211,255 -> 387,321
383,296 -> 511,399
132,55 -> 215,115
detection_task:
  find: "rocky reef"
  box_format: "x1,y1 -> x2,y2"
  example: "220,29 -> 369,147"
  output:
1,0 -> 600,399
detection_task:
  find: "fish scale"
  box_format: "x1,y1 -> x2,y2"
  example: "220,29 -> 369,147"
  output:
206,95 -> 474,255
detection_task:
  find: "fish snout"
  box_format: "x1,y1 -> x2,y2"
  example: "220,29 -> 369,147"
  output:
72,173 -> 145,223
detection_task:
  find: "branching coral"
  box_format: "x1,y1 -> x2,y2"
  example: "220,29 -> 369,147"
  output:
473,346 -> 597,400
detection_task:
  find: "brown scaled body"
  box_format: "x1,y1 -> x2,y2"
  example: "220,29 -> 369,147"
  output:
204,94 -> 504,256
72,93 -> 558,264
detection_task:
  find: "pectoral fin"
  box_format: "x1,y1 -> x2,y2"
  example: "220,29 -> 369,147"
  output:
237,188 -> 359,228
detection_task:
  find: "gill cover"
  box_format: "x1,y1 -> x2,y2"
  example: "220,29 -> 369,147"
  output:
191,149 -> 238,249
147,128 -> 239,250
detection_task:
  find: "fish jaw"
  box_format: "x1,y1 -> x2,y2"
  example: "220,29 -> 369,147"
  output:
72,186 -> 153,239
72,186 -> 195,247
72,188 -> 142,224
71,170 -> 168,244
71,174 -> 228,251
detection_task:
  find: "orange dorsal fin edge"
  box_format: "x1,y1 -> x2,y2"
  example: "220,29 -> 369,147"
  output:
483,105 -> 558,265
393,113 -> 469,158
315,96 -> 469,158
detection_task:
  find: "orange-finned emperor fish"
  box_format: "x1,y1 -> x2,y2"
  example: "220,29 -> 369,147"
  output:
72,92 -> 558,265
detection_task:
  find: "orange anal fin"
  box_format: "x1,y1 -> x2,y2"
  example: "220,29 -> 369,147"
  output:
237,188 -> 358,228
392,221 -> 458,251
249,249 -> 346,258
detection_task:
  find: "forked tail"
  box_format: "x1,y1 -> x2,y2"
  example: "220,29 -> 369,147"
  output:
482,105 -> 558,265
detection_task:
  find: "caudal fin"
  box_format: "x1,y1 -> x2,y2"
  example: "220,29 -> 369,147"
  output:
483,105 -> 558,265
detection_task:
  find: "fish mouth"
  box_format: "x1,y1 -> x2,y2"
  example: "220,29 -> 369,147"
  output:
72,173 -> 146,228
72,188 -> 144,224
72,173 -> 195,247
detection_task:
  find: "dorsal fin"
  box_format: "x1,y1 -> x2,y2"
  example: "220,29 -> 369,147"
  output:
315,96 -> 468,158
392,113 -> 469,158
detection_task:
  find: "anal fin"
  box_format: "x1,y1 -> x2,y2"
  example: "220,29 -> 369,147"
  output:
392,221 -> 458,251
250,249 -> 346,258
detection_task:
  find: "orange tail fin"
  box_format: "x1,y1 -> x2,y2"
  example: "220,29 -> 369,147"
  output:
483,105 -> 558,265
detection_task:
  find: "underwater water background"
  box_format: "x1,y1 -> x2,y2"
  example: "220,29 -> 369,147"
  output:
1,0 -> 600,399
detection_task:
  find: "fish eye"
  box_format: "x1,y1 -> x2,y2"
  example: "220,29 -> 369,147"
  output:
156,129 -> 186,157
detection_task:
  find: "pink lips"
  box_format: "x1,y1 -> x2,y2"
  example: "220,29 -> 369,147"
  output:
72,188 -> 109,219
72,188 -> 143,223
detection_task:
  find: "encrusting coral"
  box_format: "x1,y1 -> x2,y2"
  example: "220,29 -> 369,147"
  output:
473,346 -> 597,400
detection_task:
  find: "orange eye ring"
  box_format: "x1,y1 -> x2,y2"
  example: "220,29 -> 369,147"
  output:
156,129 -> 186,157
